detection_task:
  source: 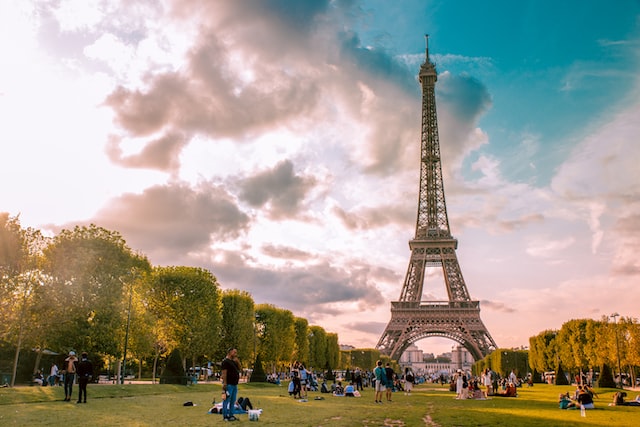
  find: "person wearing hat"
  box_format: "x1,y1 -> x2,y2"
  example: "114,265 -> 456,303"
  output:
455,369 -> 464,399
63,351 -> 78,401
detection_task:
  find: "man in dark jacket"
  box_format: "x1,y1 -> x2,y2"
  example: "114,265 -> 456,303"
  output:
76,352 -> 93,403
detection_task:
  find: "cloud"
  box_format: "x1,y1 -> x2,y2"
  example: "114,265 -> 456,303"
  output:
77,181 -> 251,260
345,321 -> 390,337
331,204 -> 413,231
436,72 -> 493,178
236,160 -> 318,220
550,95 -> 640,261
480,300 -> 516,314
106,132 -> 189,174
261,243 -> 314,261
208,248 -> 387,315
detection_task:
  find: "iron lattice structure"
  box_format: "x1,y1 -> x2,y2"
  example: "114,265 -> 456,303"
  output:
376,36 -> 497,361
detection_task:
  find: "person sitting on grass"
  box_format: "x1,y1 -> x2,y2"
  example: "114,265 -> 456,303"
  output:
333,381 -> 344,396
344,382 -> 355,397
609,391 -> 640,407
494,382 -> 517,397
576,386 -> 594,409
559,393 -> 576,409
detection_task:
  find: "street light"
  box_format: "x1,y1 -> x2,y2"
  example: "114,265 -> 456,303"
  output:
121,279 -> 133,385
610,313 -> 622,389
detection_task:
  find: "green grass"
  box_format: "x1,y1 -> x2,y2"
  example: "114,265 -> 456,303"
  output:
1,382 -> 638,426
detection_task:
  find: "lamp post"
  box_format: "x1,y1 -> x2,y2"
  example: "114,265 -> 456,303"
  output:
503,351 -> 509,376
253,313 -> 261,365
610,313 -> 622,389
121,280 -> 133,384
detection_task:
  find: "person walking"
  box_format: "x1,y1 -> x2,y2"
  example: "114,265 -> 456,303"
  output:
63,351 -> 78,401
404,368 -> 414,395
76,352 -> 93,403
221,348 -> 241,421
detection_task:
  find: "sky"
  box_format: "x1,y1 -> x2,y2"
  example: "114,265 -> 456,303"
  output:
2,0 -> 640,358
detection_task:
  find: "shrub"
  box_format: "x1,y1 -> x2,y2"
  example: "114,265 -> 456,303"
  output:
555,363 -> 569,385
249,354 -> 266,382
160,349 -> 188,385
324,362 -> 334,381
598,363 -> 616,388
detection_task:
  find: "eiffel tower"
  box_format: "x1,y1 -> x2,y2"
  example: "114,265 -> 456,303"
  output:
377,36 -> 497,362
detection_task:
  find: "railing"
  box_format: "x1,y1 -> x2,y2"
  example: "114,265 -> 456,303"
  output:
391,301 -> 479,310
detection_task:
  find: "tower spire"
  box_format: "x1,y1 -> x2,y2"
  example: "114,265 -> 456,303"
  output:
425,34 -> 429,60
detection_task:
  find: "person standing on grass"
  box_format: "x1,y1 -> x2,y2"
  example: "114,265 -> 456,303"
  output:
76,352 -> 93,403
404,368 -> 414,395
63,351 -> 78,401
48,362 -> 59,387
374,360 -> 386,403
221,348 -> 241,421
483,368 -> 493,397
384,363 -> 395,401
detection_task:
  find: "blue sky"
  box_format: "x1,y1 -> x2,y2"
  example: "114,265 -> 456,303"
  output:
358,0 -> 640,186
2,0 -> 639,358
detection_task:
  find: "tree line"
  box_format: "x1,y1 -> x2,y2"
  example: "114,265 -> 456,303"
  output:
472,317 -> 640,387
528,317 -> 640,384
0,214 -> 341,385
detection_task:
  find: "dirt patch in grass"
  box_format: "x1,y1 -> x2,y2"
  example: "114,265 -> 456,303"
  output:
423,401 -> 441,427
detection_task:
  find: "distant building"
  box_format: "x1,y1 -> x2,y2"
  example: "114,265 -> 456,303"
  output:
399,344 -> 474,379
399,344 -> 426,374
451,345 -> 473,373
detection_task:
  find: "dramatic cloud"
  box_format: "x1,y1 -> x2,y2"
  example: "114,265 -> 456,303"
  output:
207,249 -> 387,314
4,0 -> 639,355
236,160 -> 318,219
84,182 -> 251,261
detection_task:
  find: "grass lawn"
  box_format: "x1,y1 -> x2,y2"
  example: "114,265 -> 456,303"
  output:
1,381 -> 638,426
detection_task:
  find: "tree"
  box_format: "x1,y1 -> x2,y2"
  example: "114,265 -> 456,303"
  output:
624,319 -> 640,384
255,304 -> 295,372
0,214 -> 48,386
308,326 -> 327,370
125,275 -> 159,379
42,225 -> 151,357
219,290 -> 254,364
145,266 -> 221,369
325,333 -> 340,372
293,317 -> 310,365
528,330 -> 557,374
350,348 -> 379,371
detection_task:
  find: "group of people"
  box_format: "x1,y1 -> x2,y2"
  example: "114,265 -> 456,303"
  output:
32,351 -> 94,402
558,385 -> 596,410
453,368 -> 518,399
30,351 -> 94,403
327,380 -> 359,397
373,360 -> 406,403
62,351 -> 94,403
288,361 -> 312,399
